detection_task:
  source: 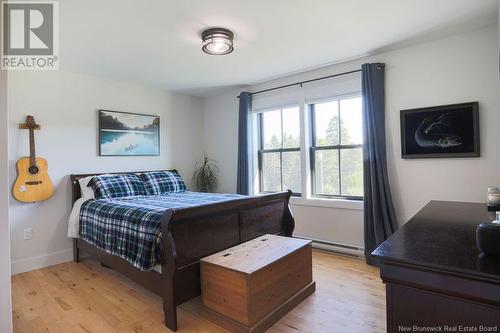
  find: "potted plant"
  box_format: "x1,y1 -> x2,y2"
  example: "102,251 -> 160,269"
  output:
193,154 -> 219,192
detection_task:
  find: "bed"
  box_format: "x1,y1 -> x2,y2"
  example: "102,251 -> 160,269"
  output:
70,170 -> 295,331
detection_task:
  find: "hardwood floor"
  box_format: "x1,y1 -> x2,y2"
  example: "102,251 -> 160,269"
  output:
12,250 -> 385,333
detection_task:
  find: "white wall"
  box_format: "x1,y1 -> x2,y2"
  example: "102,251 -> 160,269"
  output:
8,70 -> 204,274
203,88 -> 244,193
1,66 -> 13,331
385,25 -> 500,223
203,25 -> 500,248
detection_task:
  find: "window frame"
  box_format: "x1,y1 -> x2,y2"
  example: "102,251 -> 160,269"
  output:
257,106 -> 302,196
309,96 -> 364,200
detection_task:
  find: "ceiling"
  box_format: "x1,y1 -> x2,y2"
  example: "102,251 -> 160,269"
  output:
60,0 -> 498,97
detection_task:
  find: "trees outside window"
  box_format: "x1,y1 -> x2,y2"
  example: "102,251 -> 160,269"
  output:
257,95 -> 363,200
258,106 -> 301,194
310,97 -> 363,199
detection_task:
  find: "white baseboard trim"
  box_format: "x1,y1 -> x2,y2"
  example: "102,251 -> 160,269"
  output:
11,249 -> 73,275
295,236 -> 365,258
10,238 -> 364,275
312,241 -> 365,258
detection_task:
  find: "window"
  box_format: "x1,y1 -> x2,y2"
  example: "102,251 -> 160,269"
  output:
310,96 -> 363,199
258,106 -> 301,194
255,94 -> 363,202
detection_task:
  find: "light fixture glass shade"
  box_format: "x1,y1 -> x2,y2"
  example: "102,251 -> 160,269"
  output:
202,28 -> 234,55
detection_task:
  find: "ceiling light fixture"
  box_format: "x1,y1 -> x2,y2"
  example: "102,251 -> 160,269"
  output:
201,28 -> 234,55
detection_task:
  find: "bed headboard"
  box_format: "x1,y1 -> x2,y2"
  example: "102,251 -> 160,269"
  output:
70,169 -> 179,204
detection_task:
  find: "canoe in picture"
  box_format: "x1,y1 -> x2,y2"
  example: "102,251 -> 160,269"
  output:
125,144 -> 139,152
98,110 -> 160,156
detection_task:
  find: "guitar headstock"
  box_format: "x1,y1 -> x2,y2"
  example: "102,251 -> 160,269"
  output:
18,116 -> 41,130
26,115 -> 37,129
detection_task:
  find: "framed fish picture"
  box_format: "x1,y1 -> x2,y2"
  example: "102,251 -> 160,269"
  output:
98,110 -> 160,156
400,102 -> 479,159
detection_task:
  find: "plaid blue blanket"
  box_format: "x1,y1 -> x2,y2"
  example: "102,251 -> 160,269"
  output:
79,191 -> 243,271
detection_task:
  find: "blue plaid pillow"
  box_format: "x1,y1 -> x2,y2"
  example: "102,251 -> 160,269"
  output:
141,171 -> 187,195
89,174 -> 147,199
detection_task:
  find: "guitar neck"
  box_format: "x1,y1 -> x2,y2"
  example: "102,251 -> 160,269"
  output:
29,127 -> 36,166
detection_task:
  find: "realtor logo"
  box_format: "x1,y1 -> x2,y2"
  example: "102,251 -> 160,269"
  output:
1,1 -> 58,70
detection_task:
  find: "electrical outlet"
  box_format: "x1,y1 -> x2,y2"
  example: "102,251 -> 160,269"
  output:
23,228 -> 33,240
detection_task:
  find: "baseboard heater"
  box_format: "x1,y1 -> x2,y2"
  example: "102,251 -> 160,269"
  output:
294,236 -> 365,258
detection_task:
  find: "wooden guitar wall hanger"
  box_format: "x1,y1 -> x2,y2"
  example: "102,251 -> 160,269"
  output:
13,116 -> 55,203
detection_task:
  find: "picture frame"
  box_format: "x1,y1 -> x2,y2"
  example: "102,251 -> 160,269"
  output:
98,110 -> 160,156
400,102 -> 479,159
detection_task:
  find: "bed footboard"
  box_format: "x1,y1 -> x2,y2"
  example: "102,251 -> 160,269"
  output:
159,190 -> 295,330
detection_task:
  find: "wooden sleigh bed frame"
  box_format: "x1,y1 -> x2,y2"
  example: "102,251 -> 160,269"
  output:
70,170 -> 295,331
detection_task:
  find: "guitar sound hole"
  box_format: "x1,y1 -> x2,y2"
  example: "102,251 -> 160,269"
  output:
28,165 -> 39,175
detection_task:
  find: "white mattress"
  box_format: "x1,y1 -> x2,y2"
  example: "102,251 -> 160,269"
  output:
68,176 -> 97,238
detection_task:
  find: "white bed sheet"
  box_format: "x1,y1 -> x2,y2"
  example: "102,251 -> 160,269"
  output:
67,175 -> 99,238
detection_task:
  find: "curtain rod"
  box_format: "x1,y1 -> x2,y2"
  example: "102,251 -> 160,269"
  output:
237,68 -> 361,98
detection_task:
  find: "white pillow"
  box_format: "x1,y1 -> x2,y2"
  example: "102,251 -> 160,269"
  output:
79,176 -> 96,199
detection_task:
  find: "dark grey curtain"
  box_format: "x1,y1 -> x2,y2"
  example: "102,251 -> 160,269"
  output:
237,92 -> 253,195
362,63 -> 398,265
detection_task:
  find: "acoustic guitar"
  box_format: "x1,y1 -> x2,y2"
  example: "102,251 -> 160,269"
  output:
13,116 -> 54,203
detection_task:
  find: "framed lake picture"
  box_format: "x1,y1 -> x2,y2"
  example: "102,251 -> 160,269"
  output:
98,110 -> 160,156
400,102 -> 479,159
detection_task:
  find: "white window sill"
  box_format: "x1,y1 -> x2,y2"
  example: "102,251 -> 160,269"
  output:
290,196 -> 363,211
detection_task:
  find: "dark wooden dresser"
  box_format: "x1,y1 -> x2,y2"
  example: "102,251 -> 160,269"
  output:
372,201 -> 500,332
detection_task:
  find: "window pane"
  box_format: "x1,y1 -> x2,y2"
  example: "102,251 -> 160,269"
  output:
313,101 -> 339,147
262,110 -> 282,149
340,97 -> 363,145
282,106 -> 300,148
262,152 -> 281,191
314,149 -> 339,195
282,151 -> 301,193
340,148 -> 363,197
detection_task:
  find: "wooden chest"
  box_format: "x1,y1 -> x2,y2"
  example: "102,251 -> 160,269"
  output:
200,234 -> 315,333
